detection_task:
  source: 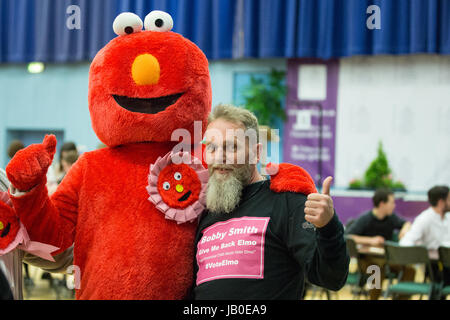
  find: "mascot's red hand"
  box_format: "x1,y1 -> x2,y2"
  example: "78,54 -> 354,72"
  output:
267,162 -> 318,195
6,135 -> 57,192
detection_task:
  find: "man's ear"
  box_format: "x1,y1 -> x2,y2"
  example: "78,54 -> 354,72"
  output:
254,143 -> 262,164
247,141 -> 262,165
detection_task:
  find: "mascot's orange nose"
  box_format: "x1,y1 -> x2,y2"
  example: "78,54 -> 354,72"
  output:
131,53 -> 160,85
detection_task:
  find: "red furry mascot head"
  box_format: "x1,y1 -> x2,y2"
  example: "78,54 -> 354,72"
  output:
89,11 -> 211,147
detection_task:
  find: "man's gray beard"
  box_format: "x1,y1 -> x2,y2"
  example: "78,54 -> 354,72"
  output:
206,164 -> 253,215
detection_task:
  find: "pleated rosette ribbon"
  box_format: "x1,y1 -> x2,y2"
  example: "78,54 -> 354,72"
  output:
147,151 -> 208,224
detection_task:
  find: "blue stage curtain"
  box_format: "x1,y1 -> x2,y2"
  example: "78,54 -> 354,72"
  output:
244,0 -> 450,59
0,0 -> 449,63
0,0 -> 236,62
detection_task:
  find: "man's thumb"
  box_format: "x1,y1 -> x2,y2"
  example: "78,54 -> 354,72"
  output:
321,176 -> 333,195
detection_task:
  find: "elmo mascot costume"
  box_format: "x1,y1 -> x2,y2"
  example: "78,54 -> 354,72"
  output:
4,11 -> 317,300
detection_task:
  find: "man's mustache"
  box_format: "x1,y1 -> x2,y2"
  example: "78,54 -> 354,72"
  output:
211,165 -> 235,171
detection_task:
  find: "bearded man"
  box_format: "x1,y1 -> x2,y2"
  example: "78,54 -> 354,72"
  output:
192,104 -> 349,300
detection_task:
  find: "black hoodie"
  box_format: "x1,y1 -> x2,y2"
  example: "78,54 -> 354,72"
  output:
192,180 -> 350,300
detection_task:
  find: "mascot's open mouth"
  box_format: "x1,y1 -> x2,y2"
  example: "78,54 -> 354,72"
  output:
178,191 -> 192,202
113,93 -> 183,114
0,222 -> 11,238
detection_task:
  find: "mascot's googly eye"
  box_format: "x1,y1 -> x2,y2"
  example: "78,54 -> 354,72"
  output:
162,182 -> 170,190
113,12 -> 143,36
174,172 -> 182,180
144,10 -> 173,32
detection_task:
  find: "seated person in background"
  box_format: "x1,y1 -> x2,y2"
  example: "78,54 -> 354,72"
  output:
400,185 -> 450,287
47,141 -> 78,195
346,189 -> 411,246
7,140 -> 24,160
346,188 -> 415,300
58,150 -> 79,184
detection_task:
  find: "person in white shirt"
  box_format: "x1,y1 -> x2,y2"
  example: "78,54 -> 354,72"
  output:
400,186 -> 450,249
400,185 -> 450,288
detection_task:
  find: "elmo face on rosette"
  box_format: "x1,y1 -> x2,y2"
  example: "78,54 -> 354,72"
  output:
147,152 -> 208,224
89,11 -> 212,147
158,164 -> 202,209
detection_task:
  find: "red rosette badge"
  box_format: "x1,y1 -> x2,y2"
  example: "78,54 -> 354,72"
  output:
147,151 -> 208,224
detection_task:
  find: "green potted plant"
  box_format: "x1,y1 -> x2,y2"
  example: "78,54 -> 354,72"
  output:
364,141 -> 391,189
241,69 -> 287,141
349,141 -> 406,191
349,178 -> 364,190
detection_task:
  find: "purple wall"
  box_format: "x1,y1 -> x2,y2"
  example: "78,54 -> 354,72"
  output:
283,59 -> 430,226
283,58 -> 338,187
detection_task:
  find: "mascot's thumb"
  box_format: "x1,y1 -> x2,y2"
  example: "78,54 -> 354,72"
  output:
42,134 -> 57,159
5,134 -> 58,192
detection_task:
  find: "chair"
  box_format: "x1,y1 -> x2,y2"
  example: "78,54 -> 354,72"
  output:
384,241 -> 436,299
438,246 -> 450,299
344,219 -> 355,230
304,280 -> 336,300
344,236 -> 369,299
391,230 -> 399,243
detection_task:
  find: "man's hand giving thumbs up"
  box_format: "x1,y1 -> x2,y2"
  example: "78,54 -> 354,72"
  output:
304,176 -> 335,228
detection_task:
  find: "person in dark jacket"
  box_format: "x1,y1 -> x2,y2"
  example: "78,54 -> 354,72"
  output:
192,105 -> 349,300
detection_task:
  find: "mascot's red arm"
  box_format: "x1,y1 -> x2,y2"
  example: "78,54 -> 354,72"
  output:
6,134 -> 81,255
267,162 -> 318,195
